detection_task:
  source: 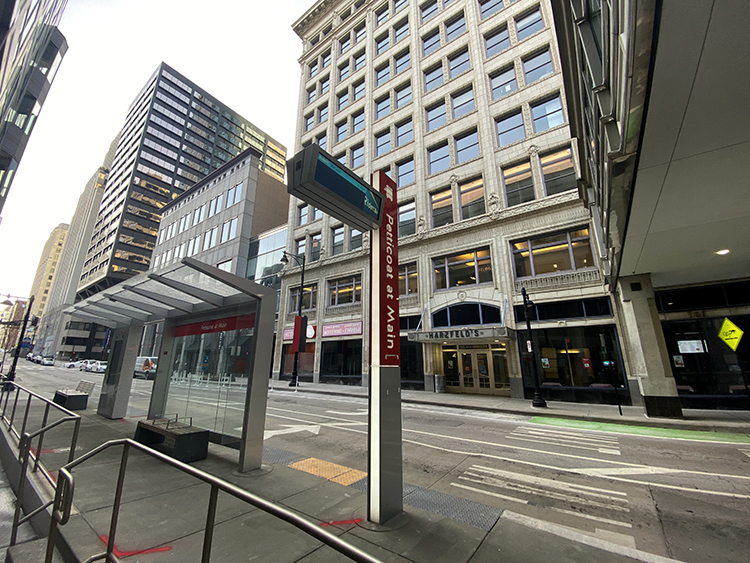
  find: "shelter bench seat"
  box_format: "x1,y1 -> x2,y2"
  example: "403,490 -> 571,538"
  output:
134,417 -> 209,463
53,380 -> 95,411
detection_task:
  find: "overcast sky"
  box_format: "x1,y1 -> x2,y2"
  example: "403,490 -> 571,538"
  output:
0,0 -> 311,300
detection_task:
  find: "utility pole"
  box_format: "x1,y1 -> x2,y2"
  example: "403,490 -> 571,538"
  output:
6,295 -> 34,383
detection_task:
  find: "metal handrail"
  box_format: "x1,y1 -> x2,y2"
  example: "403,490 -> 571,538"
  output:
0,381 -> 82,545
47,439 -> 382,563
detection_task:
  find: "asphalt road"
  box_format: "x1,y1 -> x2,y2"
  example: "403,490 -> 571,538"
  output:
11,362 -> 750,563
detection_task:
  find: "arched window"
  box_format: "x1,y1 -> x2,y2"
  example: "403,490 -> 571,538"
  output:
432,303 -> 502,328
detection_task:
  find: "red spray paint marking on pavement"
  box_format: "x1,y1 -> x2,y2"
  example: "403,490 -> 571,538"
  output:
320,518 -> 363,527
99,535 -> 172,557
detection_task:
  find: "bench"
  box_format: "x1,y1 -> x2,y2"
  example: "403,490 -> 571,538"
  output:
134,416 -> 209,463
53,380 -> 95,411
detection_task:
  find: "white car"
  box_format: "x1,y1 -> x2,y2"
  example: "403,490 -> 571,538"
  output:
79,359 -> 96,371
64,360 -> 83,369
91,361 -> 108,373
41,357 -> 55,366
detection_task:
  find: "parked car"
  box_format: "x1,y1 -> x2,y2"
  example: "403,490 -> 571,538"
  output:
64,359 -> 83,369
26,352 -> 33,361
91,361 -> 108,373
79,359 -> 96,371
41,356 -> 55,366
32,354 -> 43,363
134,356 -> 158,380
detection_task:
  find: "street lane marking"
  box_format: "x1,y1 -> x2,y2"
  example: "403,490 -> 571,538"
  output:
506,435 -> 621,455
509,425 -> 621,455
326,408 -> 368,415
740,448 -> 750,458
264,424 -> 320,439
500,511 -> 684,563
576,467 -> 684,476
517,427 -> 620,444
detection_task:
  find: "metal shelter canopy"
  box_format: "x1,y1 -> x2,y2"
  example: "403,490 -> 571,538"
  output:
64,257 -> 261,328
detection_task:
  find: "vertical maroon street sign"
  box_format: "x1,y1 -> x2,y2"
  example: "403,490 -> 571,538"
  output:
370,170 -> 400,365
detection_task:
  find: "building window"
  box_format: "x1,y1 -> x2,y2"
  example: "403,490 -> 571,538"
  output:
397,157 -> 415,186
353,79 -> 365,100
220,217 -> 238,243
479,0 -> 505,20
336,152 -> 347,165
338,91 -> 349,110
394,19 -> 409,43
396,119 -> 413,146
503,160 -> 534,206
541,148 -> 576,195
394,0 -> 408,13
398,201 -> 416,236
431,187 -> 453,227
523,49 -> 553,85
331,226 -> 345,256
496,110 -> 525,146
339,62 -> 350,81
310,233 -> 322,261
309,61 -> 319,78
376,95 -> 391,119
317,133 -> 327,150
395,82 -> 412,108
355,21 -> 366,43
290,283 -> 318,312
452,87 -> 474,118
350,228 -> 363,251
340,36 -> 351,54
322,50 -> 332,67
319,105 -> 328,123
399,262 -> 418,296
448,49 -> 470,78
428,142 -> 450,174
336,121 -> 348,142
423,29 -> 441,56
352,143 -> 365,167
445,13 -> 466,41
307,87 -> 316,104
376,33 -> 390,55
329,274 -> 362,306
376,64 -> 390,86
320,76 -> 330,94
352,109 -> 365,133
298,205 -> 309,226
305,114 -> 314,131
376,4 -> 390,26
490,66 -> 517,99
460,177 -> 485,219
296,238 -> 306,259
395,50 -> 411,74
226,182 -> 243,207
424,64 -> 443,92
426,102 -> 446,131
354,50 -> 366,71
433,247 -> 493,290
421,0 -> 438,23
532,95 -> 564,132
512,227 -> 593,278
455,129 -> 479,163
375,130 -> 391,156
516,8 -> 544,41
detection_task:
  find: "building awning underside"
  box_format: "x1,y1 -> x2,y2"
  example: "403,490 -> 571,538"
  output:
65,257 -> 272,329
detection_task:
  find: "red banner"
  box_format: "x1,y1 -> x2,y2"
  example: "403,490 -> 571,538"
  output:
174,314 -> 255,337
371,171 -> 400,366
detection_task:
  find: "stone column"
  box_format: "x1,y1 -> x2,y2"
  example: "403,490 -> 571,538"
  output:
617,275 -> 682,418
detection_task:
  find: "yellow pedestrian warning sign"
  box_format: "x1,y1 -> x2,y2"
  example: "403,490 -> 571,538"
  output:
718,318 -> 743,352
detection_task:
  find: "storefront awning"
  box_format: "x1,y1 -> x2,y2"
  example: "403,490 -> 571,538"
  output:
407,326 -> 516,344
65,257 -> 274,329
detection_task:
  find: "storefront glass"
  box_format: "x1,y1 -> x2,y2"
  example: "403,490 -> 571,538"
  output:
165,311 -> 256,445
280,342 -> 316,381
320,339 -> 362,384
400,337 -> 424,390
443,343 -> 509,394
661,316 -> 749,408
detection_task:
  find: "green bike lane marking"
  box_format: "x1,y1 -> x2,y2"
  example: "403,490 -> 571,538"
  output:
530,417 -> 750,443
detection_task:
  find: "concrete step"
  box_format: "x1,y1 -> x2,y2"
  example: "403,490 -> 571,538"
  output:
6,538 -> 64,563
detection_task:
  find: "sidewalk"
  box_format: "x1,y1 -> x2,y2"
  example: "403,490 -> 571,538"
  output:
269,379 -> 750,435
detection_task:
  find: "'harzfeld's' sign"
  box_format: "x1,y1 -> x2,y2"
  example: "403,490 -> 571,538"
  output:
407,326 -> 512,342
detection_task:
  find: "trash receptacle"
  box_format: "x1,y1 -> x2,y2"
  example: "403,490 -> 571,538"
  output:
434,374 -> 446,393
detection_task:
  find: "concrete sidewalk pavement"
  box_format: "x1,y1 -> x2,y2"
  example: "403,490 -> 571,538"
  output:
269,380 -> 750,435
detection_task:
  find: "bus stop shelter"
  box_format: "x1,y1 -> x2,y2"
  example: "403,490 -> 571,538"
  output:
64,257 -> 275,472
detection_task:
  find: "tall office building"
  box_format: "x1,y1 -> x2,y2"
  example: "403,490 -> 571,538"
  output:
0,0 -> 68,216
28,222 -> 67,319
36,136 -> 118,356
76,62 -> 287,300
278,0 -> 629,405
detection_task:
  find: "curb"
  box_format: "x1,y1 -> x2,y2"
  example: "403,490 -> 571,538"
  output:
269,385 -> 750,435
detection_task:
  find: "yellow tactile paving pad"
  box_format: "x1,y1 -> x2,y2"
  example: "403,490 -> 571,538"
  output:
289,457 -> 367,486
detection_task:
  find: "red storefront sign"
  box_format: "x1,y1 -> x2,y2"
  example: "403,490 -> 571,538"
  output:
370,170 -> 400,366
322,321 -> 363,338
174,314 -> 255,337
282,324 -> 317,341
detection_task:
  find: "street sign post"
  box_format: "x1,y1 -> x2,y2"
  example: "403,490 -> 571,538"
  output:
287,145 -> 384,232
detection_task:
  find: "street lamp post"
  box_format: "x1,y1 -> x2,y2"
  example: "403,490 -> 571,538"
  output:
280,251 -> 306,388
521,288 -> 547,408
6,295 -> 34,384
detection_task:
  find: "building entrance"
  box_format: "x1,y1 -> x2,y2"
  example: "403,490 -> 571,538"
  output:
443,344 -> 509,395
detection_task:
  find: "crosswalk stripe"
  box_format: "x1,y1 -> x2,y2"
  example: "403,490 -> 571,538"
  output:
506,435 -> 621,455
519,428 -> 620,445
518,426 -> 620,443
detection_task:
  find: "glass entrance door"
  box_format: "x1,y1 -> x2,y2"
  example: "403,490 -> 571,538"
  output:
460,351 -> 493,393
444,344 -> 510,395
